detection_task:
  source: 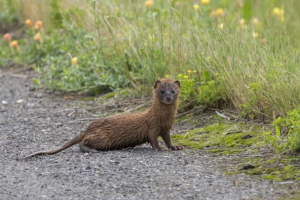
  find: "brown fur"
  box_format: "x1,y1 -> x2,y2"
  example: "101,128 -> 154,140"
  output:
25,78 -> 183,158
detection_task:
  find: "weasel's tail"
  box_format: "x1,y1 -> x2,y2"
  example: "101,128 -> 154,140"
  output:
25,132 -> 86,159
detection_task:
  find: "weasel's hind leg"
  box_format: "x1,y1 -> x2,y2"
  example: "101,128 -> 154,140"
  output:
79,133 -> 110,152
79,143 -> 99,153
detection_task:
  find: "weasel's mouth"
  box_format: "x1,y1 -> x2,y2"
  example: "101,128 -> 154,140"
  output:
163,99 -> 173,104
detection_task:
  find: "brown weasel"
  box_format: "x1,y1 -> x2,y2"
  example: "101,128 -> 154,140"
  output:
25,78 -> 183,158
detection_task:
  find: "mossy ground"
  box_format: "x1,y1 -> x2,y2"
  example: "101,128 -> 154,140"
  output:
171,117 -> 300,182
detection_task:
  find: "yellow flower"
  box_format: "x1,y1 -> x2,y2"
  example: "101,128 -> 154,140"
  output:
148,35 -> 153,40
253,62 -> 256,64
273,8 -> 280,16
281,17 -> 285,23
239,18 -> 245,26
217,23 -> 224,30
145,0 -> 154,7
163,33 -> 168,36
178,74 -> 182,77
72,57 -> 78,65
248,75 -> 250,78
35,20 -> 43,29
183,75 -> 189,79
212,8 -> 225,17
252,32 -> 259,38
187,70 -> 192,73
280,63 -> 283,66
207,56 -> 211,59
215,73 -> 219,76
25,19 -> 32,28
201,0 -> 210,6
33,32 -> 42,41
251,17 -> 259,26
193,70 -> 197,73
165,75 -> 170,78
193,4 -> 199,11
273,7 -> 284,17
184,53 -> 187,58
11,40 -> 18,48
216,8 -> 225,16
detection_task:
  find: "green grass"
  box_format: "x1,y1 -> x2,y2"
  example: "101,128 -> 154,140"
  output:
1,0 -> 300,115
2,0 -> 300,152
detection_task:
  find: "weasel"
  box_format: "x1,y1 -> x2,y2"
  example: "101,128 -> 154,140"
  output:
26,78 -> 183,158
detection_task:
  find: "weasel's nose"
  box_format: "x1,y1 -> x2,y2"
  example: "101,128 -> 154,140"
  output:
166,97 -> 171,101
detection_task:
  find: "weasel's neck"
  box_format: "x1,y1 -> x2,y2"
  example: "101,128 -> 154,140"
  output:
149,98 -> 178,117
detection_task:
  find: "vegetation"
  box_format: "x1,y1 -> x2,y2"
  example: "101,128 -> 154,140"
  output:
1,0 -> 300,154
265,106 -> 300,153
172,120 -> 300,181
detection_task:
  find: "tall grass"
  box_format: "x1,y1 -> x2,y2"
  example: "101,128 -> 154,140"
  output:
4,0 -> 300,117
92,0 -> 300,116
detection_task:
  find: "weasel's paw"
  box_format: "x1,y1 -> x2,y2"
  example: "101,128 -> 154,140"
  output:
170,146 -> 184,150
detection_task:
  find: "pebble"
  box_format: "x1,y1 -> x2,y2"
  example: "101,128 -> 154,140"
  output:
16,99 -> 24,104
35,93 -> 43,98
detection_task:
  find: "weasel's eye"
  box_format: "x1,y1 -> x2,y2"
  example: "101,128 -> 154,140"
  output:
171,90 -> 175,94
160,90 -> 165,94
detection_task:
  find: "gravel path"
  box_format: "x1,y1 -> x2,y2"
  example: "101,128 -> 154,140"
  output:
0,69 -> 293,200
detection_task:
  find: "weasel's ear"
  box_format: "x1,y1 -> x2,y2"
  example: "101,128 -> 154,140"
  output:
153,80 -> 161,88
174,80 -> 181,88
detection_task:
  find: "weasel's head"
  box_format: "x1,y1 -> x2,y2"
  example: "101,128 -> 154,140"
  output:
153,78 -> 180,105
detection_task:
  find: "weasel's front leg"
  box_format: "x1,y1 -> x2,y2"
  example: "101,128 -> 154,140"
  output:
160,131 -> 184,150
148,131 -> 166,151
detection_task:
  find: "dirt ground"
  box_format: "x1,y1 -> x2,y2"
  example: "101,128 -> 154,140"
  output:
0,67 -> 298,200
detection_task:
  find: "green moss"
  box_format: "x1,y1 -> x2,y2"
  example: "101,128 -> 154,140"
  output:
176,114 -> 193,123
102,92 -> 116,100
287,191 -> 300,200
172,123 -> 263,154
247,166 -> 264,175
266,157 -> 278,164
209,149 -> 221,153
238,158 -> 300,181
225,171 -> 239,175
77,97 -> 96,101
171,122 -> 300,182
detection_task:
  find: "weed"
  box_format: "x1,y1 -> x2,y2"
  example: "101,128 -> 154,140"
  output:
266,106 -> 300,152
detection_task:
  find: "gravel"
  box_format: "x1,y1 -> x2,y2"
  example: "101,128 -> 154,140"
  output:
0,69 -> 295,200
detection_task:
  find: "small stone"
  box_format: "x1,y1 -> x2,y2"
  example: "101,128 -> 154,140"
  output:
279,181 -> 294,185
35,93 -> 43,98
2,100 -> 8,105
16,99 -> 24,104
